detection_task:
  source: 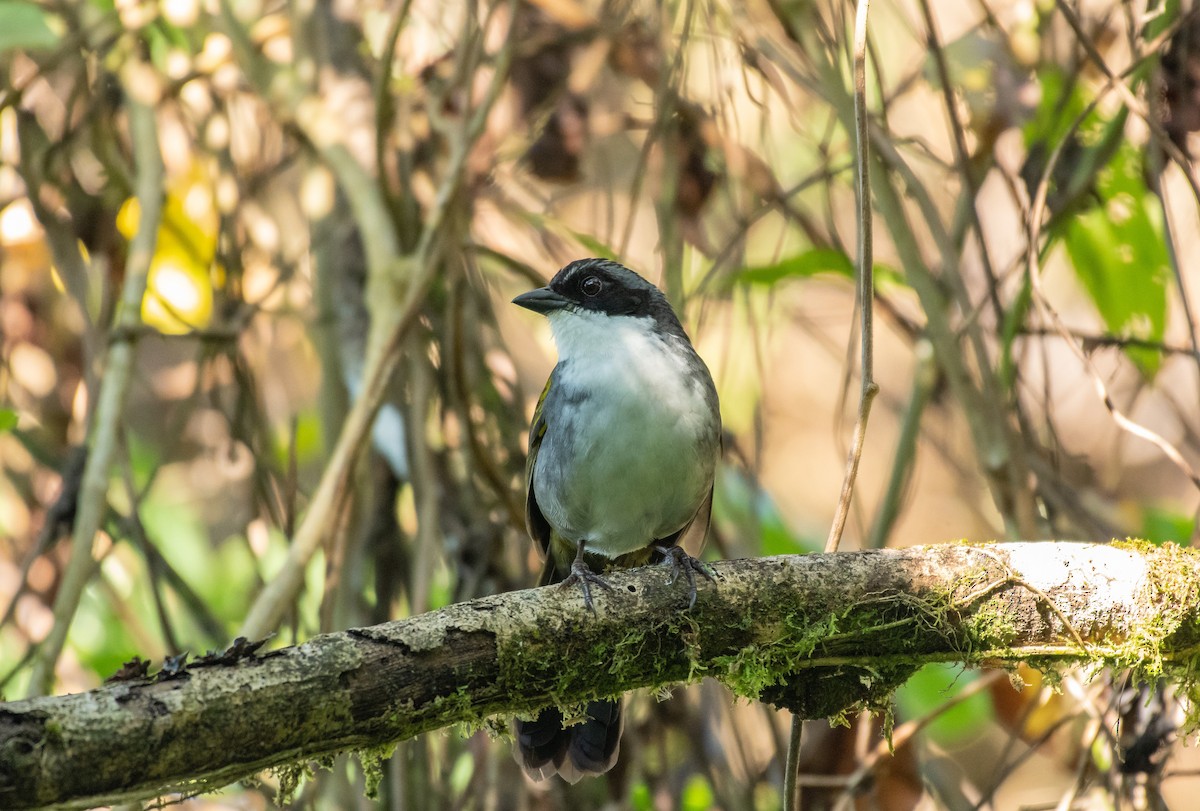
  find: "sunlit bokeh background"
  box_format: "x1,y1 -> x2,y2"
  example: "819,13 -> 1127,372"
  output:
3,0 -> 1200,807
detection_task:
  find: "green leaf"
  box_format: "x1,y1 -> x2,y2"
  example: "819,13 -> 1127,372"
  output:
1061,142 -> 1170,378
1023,69 -> 1085,152
736,249 -> 903,290
0,408 -> 17,432
713,468 -> 820,555
740,248 -> 853,284
124,430 -> 162,490
0,1 -> 60,54
567,230 -> 620,262
681,774 -> 715,811
895,664 -> 995,746
448,752 -> 473,796
1142,0 -> 1181,41
998,274 -> 1032,393
510,209 -> 620,262
71,585 -> 137,682
1023,69 -> 1127,220
1025,70 -> 1168,377
1141,506 -> 1194,545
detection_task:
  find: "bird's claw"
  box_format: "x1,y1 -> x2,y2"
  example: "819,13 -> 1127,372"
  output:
560,558 -> 613,614
655,545 -> 716,609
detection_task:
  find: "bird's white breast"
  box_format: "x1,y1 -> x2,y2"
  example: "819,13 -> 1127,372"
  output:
534,309 -> 719,558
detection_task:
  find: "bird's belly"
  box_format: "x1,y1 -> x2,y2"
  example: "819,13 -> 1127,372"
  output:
535,389 -> 716,558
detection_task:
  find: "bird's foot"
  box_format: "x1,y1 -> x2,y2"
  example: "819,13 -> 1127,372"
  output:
655,545 -> 716,610
559,549 -> 613,614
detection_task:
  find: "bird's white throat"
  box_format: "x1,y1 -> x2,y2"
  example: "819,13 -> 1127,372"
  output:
547,308 -> 674,363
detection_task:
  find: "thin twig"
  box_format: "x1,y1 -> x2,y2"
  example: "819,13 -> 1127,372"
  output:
824,0 -> 877,554
804,4 -> 876,807
1018,327 -> 1200,357
784,715 -> 803,811
26,95 -> 164,696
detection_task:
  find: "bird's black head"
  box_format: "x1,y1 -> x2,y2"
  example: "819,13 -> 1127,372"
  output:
549,259 -> 663,316
513,259 -> 685,335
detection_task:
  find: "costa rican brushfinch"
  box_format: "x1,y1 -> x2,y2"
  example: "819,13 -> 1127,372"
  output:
510,258 -> 721,782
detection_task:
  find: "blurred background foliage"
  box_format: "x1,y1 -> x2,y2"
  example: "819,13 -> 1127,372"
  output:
2,0 -> 1200,808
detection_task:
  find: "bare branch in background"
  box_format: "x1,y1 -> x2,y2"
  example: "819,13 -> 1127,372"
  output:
26,95 -> 164,697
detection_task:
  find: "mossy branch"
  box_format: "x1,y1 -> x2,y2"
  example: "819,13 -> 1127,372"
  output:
4,542 -> 1200,809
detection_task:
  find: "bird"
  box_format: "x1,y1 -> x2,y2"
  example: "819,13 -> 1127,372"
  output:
510,257 -> 721,782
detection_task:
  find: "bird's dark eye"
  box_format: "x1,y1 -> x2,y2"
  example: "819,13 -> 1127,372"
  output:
580,276 -> 603,297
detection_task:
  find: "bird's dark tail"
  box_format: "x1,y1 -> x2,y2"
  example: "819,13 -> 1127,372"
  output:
514,699 -> 623,783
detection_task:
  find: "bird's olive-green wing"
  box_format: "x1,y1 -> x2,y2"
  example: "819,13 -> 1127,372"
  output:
525,373 -> 554,558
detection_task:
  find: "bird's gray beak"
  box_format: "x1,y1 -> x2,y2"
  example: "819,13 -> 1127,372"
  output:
512,286 -> 570,314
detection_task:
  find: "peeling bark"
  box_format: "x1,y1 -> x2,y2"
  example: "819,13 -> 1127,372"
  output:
3,542 -> 1199,810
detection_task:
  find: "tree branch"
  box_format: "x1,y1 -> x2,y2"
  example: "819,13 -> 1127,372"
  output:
3,542 -> 1199,809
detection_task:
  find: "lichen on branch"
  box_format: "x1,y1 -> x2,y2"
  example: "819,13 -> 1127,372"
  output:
2,542 -> 1199,810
